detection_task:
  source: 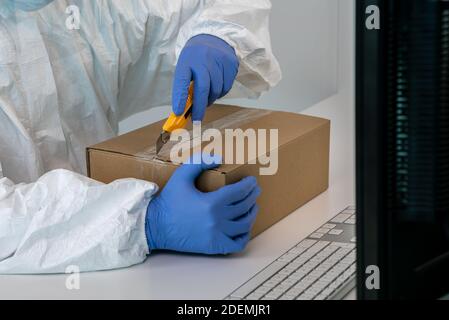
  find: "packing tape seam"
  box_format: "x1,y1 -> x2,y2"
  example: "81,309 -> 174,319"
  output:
134,108 -> 273,161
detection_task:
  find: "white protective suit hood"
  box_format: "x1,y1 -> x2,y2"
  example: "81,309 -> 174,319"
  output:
0,0 -> 281,274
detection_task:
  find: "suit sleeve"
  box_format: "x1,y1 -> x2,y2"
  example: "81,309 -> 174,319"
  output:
0,169 -> 157,274
173,0 -> 282,98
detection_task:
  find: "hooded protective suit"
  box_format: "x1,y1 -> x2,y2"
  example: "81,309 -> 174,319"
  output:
0,0 -> 281,273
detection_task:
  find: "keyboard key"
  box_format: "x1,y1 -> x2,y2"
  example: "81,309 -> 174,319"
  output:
330,213 -> 352,223
291,281 -> 311,293
279,294 -> 296,300
271,273 -> 288,282
296,293 -> 314,300
289,270 -> 306,280
278,267 -> 293,274
264,291 -> 283,299
296,239 -> 317,248
323,223 -> 337,229
316,228 -> 331,234
328,229 -> 343,235
287,246 -> 308,255
305,286 -> 321,295
309,232 -> 324,239
230,261 -> 288,298
263,279 -> 281,288
345,218 -> 356,225
277,253 -> 298,263
310,243 -> 328,253
314,293 -> 327,300
245,292 -> 264,300
274,282 -> 295,294
332,242 -> 355,249
254,286 -> 271,294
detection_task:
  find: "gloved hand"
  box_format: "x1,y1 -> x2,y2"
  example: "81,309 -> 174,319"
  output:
172,34 -> 240,121
146,156 -> 261,255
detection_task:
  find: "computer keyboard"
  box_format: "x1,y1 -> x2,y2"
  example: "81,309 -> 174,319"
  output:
226,206 -> 356,300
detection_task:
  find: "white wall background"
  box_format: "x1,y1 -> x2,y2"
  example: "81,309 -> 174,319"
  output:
301,0 -> 355,185
119,0 -> 340,134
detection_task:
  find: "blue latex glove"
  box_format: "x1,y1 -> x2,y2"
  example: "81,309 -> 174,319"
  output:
173,34 -> 240,121
146,156 -> 261,255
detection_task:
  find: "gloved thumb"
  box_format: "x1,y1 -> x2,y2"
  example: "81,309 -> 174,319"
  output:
172,66 -> 192,116
175,154 -> 222,182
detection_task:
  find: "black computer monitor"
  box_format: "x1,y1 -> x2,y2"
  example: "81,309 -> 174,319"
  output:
356,0 -> 449,299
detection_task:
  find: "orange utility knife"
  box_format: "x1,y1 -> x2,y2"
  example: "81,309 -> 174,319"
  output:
156,82 -> 194,155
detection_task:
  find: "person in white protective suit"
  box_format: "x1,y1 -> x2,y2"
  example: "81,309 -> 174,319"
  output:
0,0 -> 281,274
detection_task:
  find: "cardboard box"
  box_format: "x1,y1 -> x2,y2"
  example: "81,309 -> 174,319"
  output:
87,104 -> 330,237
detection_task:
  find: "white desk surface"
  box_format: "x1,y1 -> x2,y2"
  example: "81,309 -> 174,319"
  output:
0,93 -> 355,300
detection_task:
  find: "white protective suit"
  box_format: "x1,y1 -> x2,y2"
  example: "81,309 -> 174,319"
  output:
0,0 -> 281,273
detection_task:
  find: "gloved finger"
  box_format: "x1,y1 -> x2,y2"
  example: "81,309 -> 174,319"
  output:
172,65 -> 192,116
208,60 -> 224,105
222,204 -> 259,237
223,233 -> 251,254
192,66 -> 210,121
222,56 -> 239,96
224,186 -> 261,220
174,154 -> 221,182
212,176 -> 258,205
